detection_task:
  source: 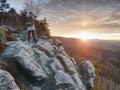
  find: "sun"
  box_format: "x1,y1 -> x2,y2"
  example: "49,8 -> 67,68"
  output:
74,32 -> 98,40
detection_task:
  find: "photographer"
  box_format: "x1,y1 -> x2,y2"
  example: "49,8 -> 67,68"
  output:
25,12 -> 37,43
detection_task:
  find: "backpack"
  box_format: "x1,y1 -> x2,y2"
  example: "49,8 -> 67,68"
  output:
25,16 -> 33,26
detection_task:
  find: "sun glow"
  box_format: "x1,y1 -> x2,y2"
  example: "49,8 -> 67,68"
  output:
54,32 -> 120,40
79,16 -> 97,27
55,32 -> 100,40
81,21 -> 88,27
73,32 -> 100,40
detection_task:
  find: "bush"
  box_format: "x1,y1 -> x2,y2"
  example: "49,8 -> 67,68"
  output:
0,43 -> 7,53
5,34 -> 17,41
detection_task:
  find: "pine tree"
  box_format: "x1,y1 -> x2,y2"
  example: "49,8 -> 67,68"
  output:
0,0 -> 10,25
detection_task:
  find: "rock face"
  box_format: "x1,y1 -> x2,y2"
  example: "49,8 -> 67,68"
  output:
78,61 -> 95,90
0,70 -> 20,90
1,38 -> 95,90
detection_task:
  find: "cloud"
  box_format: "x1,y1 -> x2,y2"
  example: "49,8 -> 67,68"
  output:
38,0 -> 120,34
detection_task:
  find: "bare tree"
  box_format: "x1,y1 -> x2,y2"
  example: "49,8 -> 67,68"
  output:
24,0 -> 41,17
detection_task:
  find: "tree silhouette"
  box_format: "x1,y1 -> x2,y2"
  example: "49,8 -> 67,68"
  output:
0,0 -> 10,25
24,0 -> 41,17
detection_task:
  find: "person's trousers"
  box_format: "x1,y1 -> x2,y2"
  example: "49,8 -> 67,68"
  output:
28,30 -> 37,42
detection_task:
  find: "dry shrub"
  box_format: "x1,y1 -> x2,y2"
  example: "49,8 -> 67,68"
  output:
5,34 -> 17,41
0,57 -> 8,70
35,20 -> 51,38
0,43 -> 7,53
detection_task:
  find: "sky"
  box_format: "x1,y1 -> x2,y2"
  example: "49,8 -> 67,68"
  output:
7,0 -> 120,40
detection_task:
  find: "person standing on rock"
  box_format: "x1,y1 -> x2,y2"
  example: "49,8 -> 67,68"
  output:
25,12 -> 37,43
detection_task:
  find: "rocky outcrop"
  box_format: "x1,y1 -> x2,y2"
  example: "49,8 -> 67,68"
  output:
14,48 -> 47,81
0,70 -> 20,90
78,61 -> 95,90
55,70 -> 78,90
1,38 -> 95,90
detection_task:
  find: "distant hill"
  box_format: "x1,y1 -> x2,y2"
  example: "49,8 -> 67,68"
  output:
53,37 -> 120,62
53,37 -> 120,90
88,39 -> 120,52
54,37 -> 120,52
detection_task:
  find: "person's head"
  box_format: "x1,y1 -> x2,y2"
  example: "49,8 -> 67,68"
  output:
29,12 -> 33,15
22,10 -> 27,15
